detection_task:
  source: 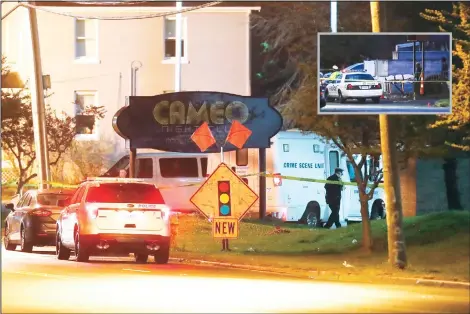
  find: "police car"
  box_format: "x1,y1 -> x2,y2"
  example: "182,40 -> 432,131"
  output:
325,72 -> 383,104
55,177 -> 171,264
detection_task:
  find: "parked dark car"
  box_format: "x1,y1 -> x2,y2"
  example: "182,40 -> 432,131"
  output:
3,188 -> 75,252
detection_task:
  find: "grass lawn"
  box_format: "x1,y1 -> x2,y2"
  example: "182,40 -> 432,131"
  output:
434,99 -> 450,107
171,210 -> 470,282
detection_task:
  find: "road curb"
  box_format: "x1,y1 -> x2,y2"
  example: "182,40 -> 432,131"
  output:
169,257 -> 470,289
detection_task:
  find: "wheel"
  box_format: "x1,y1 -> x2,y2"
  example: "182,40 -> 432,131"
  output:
300,201 -> 321,227
372,97 -> 381,104
338,90 -> 347,103
370,200 -> 386,220
56,232 -> 71,260
358,98 -> 366,104
135,253 -> 149,264
4,225 -> 17,251
74,229 -> 90,262
20,226 -> 33,253
154,247 -> 170,264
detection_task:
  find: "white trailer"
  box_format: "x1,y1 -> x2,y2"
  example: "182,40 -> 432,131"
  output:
207,130 -> 386,226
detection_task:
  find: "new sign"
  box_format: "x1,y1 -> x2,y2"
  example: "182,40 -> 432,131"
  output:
190,163 -> 259,239
112,91 -> 283,153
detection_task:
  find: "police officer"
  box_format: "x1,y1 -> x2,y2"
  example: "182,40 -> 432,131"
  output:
324,168 -> 344,229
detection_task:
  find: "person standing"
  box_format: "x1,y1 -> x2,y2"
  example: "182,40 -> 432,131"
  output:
324,168 -> 344,229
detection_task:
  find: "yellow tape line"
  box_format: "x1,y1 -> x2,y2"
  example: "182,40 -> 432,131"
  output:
1,173 -> 384,190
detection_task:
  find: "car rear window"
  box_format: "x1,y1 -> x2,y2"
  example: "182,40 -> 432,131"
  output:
37,194 -> 73,206
159,158 -> 199,178
345,74 -> 375,81
86,183 -> 165,204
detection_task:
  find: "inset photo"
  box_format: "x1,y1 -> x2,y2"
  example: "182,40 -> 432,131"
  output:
318,32 -> 452,115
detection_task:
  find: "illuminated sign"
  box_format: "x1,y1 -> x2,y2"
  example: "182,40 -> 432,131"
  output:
112,91 -> 283,153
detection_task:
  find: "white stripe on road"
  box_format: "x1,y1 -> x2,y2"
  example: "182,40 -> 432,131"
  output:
122,268 -> 151,273
5,270 -> 78,280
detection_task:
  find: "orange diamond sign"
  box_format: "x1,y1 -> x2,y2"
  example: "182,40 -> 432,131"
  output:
190,163 -> 258,221
190,122 -> 216,152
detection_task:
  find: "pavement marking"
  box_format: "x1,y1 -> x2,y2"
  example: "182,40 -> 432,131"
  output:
122,268 -> 151,273
5,270 -> 79,280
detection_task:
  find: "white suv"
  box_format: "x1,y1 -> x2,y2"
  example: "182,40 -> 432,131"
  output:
55,178 -> 171,264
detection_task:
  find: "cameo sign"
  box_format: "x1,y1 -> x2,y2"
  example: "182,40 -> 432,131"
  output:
112,91 -> 283,153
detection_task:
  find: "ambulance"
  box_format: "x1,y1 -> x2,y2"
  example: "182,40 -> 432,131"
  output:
206,130 -> 386,227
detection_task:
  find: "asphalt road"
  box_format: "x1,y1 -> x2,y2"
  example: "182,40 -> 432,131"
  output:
2,247 -> 469,313
320,99 -> 451,114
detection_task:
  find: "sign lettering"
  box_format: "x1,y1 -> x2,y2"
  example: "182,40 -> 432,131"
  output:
283,162 -> 324,169
153,100 -> 250,126
212,218 -> 239,239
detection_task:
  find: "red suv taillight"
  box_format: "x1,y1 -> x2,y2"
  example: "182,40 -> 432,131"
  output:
31,209 -> 51,217
347,84 -> 353,90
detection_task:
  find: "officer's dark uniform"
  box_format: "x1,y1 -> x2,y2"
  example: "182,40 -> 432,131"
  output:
324,168 -> 344,229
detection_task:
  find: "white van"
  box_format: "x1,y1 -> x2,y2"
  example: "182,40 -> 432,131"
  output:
207,130 -> 386,226
102,151 -> 209,213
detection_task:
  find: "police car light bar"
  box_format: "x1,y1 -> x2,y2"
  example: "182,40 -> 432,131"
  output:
85,177 -> 145,183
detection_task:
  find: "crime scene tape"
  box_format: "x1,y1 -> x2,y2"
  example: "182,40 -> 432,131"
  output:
1,173 -> 384,191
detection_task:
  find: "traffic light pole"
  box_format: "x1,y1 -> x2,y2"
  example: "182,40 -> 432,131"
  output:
220,147 -> 230,251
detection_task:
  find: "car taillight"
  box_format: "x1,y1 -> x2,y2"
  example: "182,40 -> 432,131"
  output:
376,83 -> 382,89
86,205 -> 99,218
31,209 -> 51,217
347,84 -> 353,90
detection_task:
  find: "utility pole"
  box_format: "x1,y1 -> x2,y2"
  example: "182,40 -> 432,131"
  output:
28,2 -> 51,190
370,1 -> 407,269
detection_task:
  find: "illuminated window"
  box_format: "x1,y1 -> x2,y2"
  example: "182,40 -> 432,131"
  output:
74,91 -> 99,140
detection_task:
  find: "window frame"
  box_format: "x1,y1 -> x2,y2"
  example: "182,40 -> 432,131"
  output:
328,150 -> 340,176
162,16 -> 189,64
136,158 -> 154,179
159,157 -> 199,178
74,18 -> 100,64
74,90 -> 100,141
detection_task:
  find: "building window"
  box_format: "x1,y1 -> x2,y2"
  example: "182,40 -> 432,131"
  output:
164,17 -> 187,60
283,144 -> 289,152
74,91 -> 99,140
75,19 -> 98,61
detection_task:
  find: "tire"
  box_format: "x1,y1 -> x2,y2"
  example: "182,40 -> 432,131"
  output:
370,200 -> 386,220
74,229 -> 90,263
372,97 -> 380,104
135,253 -> 149,264
300,201 -> 321,227
20,226 -> 33,253
338,90 -> 347,103
56,232 -> 71,261
154,247 -> 170,264
4,225 -> 17,251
